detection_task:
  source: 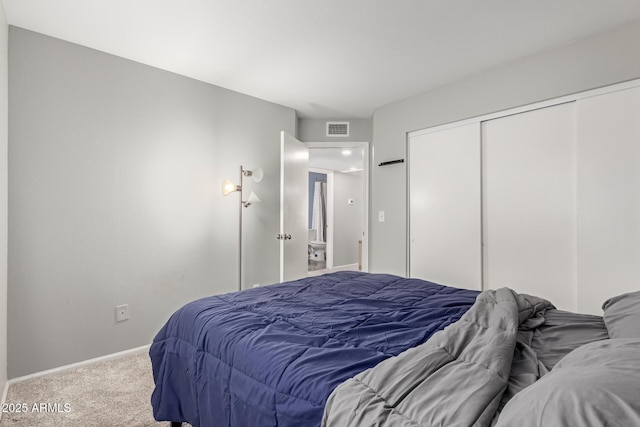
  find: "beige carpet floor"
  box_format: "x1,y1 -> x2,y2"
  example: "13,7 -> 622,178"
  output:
0,348 -> 178,426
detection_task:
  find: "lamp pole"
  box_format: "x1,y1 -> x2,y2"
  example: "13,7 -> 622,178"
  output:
238,165 -> 244,291
222,165 -> 261,291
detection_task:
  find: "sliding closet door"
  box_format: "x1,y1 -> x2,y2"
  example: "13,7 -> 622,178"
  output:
409,123 -> 481,290
482,103 -> 577,311
577,86 -> 640,315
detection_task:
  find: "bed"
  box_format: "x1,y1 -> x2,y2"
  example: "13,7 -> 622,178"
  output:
150,271 -> 640,426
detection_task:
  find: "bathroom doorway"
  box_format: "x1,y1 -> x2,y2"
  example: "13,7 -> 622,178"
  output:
308,168 -> 329,272
307,142 -> 369,274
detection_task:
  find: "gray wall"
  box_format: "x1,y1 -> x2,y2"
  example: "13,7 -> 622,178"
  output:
333,172 -> 363,267
369,20 -> 640,275
298,118 -> 372,143
8,27 -> 296,378
0,4 -> 7,395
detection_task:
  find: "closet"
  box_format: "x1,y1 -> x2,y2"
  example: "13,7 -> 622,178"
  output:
408,83 -> 640,314
576,86 -> 640,314
409,123 -> 481,291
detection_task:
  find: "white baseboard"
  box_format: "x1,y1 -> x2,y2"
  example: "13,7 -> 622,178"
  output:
7,344 -> 151,386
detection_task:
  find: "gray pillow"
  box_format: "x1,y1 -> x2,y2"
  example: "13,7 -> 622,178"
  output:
603,290 -> 640,339
496,339 -> 640,427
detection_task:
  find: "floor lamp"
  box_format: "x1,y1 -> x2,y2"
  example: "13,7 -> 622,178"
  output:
222,165 -> 263,291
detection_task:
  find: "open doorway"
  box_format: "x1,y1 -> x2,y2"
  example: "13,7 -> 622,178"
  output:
307,142 -> 369,275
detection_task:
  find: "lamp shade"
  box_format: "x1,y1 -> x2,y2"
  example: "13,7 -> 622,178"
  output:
222,179 -> 238,196
250,167 -> 263,183
243,191 -> 261,207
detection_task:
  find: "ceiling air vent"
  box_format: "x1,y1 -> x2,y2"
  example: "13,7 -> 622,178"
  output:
326,121 -> 350,137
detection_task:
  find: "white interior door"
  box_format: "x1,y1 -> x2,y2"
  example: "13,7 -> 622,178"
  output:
482,102 -> 577,311
280,132 -> 309,282
409,123 -> 482,290
576,86 -> 640,314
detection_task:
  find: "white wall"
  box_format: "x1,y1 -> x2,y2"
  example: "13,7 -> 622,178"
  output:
370,20 -> 640,275
333,172 -> 363,267
8,28 -> 296,378
0,3 -> 8,399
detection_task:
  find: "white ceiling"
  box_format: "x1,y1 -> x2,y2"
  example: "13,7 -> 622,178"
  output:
310,147 -> 364,174
3,0 -> 639,118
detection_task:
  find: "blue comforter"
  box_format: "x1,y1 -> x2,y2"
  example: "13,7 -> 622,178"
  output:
150,271 -> 479,427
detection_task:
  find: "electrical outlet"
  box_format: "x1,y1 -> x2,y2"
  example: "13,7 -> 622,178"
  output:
253,284 -> 260,288
378,211 -> 385,222
115,304 -> 129,322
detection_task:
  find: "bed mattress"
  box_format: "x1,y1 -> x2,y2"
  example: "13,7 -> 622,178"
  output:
150,271 -> 479,427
